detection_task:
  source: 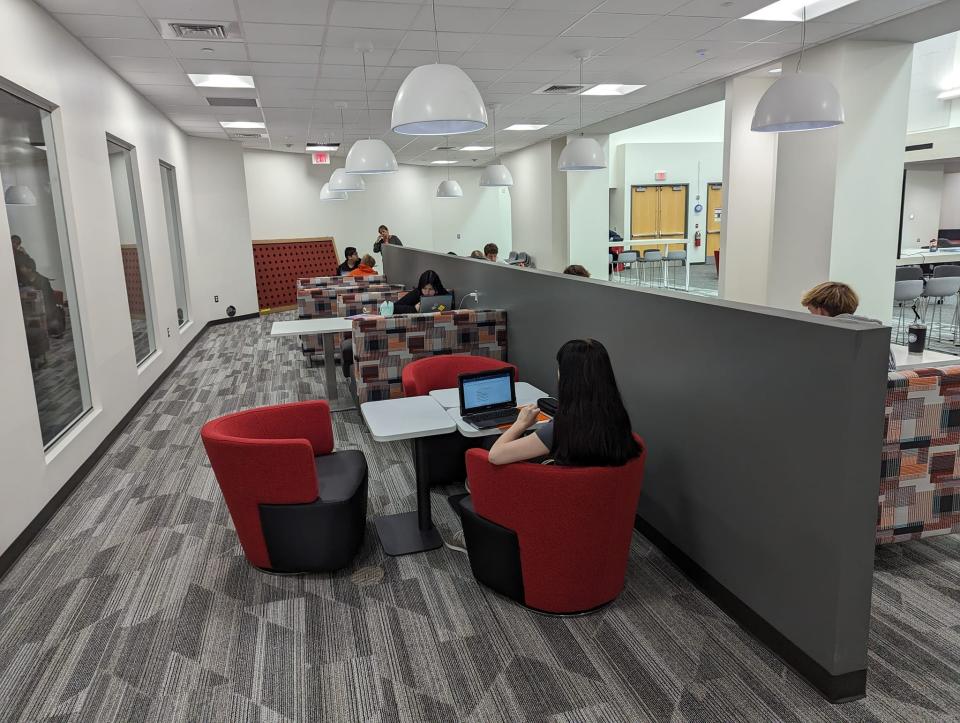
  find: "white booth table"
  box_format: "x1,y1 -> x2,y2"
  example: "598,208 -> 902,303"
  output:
891,345 -> 960,370
271,318 -> 354,409
896,250 -> 960,266
428,382 -> 546,410
609,241 -> 691,290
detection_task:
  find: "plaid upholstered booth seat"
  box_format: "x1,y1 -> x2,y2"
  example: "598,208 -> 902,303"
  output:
880,366 -> 960,544
297,284 -> 404,355
297,274 -> 389,291
350,309 -> 508,404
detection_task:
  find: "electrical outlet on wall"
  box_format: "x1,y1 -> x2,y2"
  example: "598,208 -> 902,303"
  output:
214,295 -> 219,303
166,327 -> 170,337
457,233 -> 461,239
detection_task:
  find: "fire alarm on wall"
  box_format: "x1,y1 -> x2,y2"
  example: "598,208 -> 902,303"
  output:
654,170 -> 667,181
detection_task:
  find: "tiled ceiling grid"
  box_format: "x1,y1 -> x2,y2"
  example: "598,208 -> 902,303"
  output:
35,0 -> 946,165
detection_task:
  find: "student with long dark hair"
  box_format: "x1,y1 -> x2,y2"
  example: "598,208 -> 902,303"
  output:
394,270 -> 449,314
488,339 -> 640,466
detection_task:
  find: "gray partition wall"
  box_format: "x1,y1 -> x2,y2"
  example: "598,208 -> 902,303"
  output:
383,245 -> 890,702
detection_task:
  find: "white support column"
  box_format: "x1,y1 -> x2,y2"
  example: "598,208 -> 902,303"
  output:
565,134 -> 610,278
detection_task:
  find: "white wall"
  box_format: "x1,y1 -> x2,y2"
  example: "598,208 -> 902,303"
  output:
942,172 -> 960,229
566,135 -> 610,278
4,154 -> 66,285
907,31 -> 960,133
0,0 -> 256,556
902,167 -> 945,249
242,149 -> 511,260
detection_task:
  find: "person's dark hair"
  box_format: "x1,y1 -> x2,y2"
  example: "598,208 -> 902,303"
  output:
417,270 -> 447,295
11,235 -> 22,245
447,251 -> 457,255
483,242 -> 498,256
378,224 -> 388,233
470,250 -> 484,259
564,264 -> 590,277
552,339 -> 639,467
344,246 -> 357,259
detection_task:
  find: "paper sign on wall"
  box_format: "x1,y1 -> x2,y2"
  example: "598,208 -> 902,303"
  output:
312,152 -> 331,165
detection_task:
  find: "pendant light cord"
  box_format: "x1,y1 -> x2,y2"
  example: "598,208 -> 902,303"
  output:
492,105 -> 497,161
432,0 -> 440,64
339,107 -> 345,145
578,57 -> 584,136
361,50 -> 372,139
797,6 -> 807,71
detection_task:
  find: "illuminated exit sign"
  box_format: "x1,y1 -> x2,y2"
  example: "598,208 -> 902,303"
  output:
312,152 -> 331,165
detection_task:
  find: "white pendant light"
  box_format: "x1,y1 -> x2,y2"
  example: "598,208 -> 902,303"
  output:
4,184 -> 37,206
345,47 -> 399,174
319,182 -> 347,201
558,53 -> 606,172
751,7 -> 844,133
329,167 -> 365,193
436,179 -> 463,198
480,104 -> 514,188
391,0 -> 487,136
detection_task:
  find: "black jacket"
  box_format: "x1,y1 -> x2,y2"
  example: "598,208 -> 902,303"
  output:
337,260 -> 358,275
373,235 -> 402,254
394,288 -> 452,315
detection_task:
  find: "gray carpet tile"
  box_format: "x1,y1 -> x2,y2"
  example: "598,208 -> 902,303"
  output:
0,313 -> 957,722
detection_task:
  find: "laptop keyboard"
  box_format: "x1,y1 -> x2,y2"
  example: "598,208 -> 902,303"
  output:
463,407 -> 520,428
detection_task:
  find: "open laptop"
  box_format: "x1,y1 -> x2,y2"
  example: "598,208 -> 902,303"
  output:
458,368 -> 519,429
421,294 -> 453,312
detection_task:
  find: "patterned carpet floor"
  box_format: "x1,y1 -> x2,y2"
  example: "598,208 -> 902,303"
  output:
0,314 -> 957,722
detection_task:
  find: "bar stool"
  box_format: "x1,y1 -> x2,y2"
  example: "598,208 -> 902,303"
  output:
639,249 -> 663,286
893,280 -> 923,344
617,251 -> 639,284
921,276 -> 960,344
895,265 -> 923,282
666,250 -> 686,288
932,266 -> 960,342
608,253 -> 614,279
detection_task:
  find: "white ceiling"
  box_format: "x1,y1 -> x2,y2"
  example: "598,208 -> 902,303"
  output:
36,0 -> 947,165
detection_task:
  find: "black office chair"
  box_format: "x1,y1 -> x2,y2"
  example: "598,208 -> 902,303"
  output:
895,266 -> 923,282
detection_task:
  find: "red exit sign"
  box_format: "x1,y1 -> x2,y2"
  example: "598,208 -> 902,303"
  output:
654,170 -> 667,181
312,152 -> 331,165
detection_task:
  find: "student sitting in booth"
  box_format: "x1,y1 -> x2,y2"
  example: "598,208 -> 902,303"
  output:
394,270 -> 450,314
347,254 -> 378,277
337,247 -> 360,275
488,339 -> 641,466
470,250 -> 484,259
564,264 -> 590,277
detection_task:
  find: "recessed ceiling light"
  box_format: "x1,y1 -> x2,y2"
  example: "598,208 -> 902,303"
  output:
504,123 -> 548,131
219,121 -> 265,129
430,159 -> 457,164
580,84 -> 645,96
189,74 -> 255,89
938,88 -> 960,100
306,142 -> 340,151
769,68 -> 782,74
744,0 -> 860,22
460,145 -> 492,151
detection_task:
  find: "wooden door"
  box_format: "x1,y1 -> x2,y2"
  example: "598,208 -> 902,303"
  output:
658,185 -> 688,252
706,183 -> 722,257
631,186 -> 658,239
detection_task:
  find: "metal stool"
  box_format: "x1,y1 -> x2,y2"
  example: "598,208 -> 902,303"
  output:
921,276 -> 960,344
666,250 -> 686,288
639,249 -> 663,286
893,280 -> 923,344
617,251 -> 639,284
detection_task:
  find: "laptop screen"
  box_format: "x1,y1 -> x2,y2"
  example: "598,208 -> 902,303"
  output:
460,370 -> 514,413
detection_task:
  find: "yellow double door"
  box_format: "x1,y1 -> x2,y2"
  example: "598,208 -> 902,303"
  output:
630,185 -> 687,254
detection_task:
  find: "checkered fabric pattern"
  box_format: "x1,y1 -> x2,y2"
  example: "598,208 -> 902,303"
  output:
336,289 -> 408,318
296,274 -> 388,291
351,309 -> 508,403
880,366 -> 960,544
298,284 -> 400,354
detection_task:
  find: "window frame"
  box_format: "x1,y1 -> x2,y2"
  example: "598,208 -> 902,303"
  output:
158,160 -> 191,328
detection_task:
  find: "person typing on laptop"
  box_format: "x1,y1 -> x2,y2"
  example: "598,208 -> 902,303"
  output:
395,270 -> 450,314
487,339 -> 640,466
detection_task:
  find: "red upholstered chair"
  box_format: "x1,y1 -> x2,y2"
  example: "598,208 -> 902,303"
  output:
456,437 -> 646,614
402,355 -> 518,397
200,400 -> 367,573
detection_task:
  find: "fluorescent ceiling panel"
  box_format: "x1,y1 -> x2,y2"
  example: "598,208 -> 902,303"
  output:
580,84 -> 646,96
744,0 -> 860,22
188,73 -> 255,88
219,120 -> 265,129
430,160 -> 458,164
938,88 -> 960,100
504,124 -> 548,130
306,143 -> 340,151
460,145 -> 492,151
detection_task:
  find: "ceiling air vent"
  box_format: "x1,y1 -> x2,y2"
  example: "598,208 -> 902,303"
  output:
431,144 -> 457,151
159,20 -> 243,41
534,83 -> 588,95
229,133 -> 266,139
206,97 -> 259,107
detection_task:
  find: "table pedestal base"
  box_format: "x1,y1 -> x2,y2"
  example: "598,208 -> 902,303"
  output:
375,512 -> 442,556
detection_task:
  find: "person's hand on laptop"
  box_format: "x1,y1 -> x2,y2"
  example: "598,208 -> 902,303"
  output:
514,404 -> 540,431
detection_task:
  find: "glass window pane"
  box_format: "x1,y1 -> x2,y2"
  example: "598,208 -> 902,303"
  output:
106,138 -> 155,363
2,85 -> 91,447
159,162 -> 189,326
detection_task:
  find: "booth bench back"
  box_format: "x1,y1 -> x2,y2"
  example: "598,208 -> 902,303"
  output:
881,366 -> 960,544
350,309 -> 508,403
297,274 -> 389,290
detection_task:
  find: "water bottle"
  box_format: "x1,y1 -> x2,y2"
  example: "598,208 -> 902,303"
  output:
379,300 -> 394,316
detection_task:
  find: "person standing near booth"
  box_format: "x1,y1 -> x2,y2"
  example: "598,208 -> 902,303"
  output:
373,225 -> 402,254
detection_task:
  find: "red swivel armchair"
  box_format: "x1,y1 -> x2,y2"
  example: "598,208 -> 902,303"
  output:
402,354 -> 518,397
456,438 -> 646,614
200,400 -> 367,573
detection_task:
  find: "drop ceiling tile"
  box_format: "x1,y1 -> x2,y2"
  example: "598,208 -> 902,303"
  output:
166,39 -> 248,60
248,43 -> 323,63
463,68 -> 508,82
488,9 -> 583,35
497,69 -> 565,83
563,12 -> 659,38
512,0 -> 601,9
399,30 -> 480,52
242,23 -> 326,45
251,62 -> 320,77
256,75 -> 318,91
389,49 -> 460,66
519,52 -> 579,71
36,0 -> 144,15
201,87 -> 259,99
375,78 -> 404,92
538,35 -> 625,54
323,26 -> 407,49
464,34 -> 549,53
668,0 -> 772,18
698,19 -> 795,42
106,55 -> 184,72
179,59 -> 253,74
329,1 -> 421,30
319,47 -> 393,65
762,21 -> 860,45
597,37 -> 679,58
237,0 -> 330,24
632,15 -> 728,40
83,37 -> 173,57
118,70 -> 191,86
263,108 -> 312,123
596,0 -> 686,13
458,51 -> 527,69
139,85 -> 207,105
433,5 -> 509,33
138,0 -> 238,19
318,64 -> 365,79
734,41 -> 801,60
817,0 -> 936,23
257,91 -> 317,109
314,77 -> 366,91
54,13 -> 160,39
